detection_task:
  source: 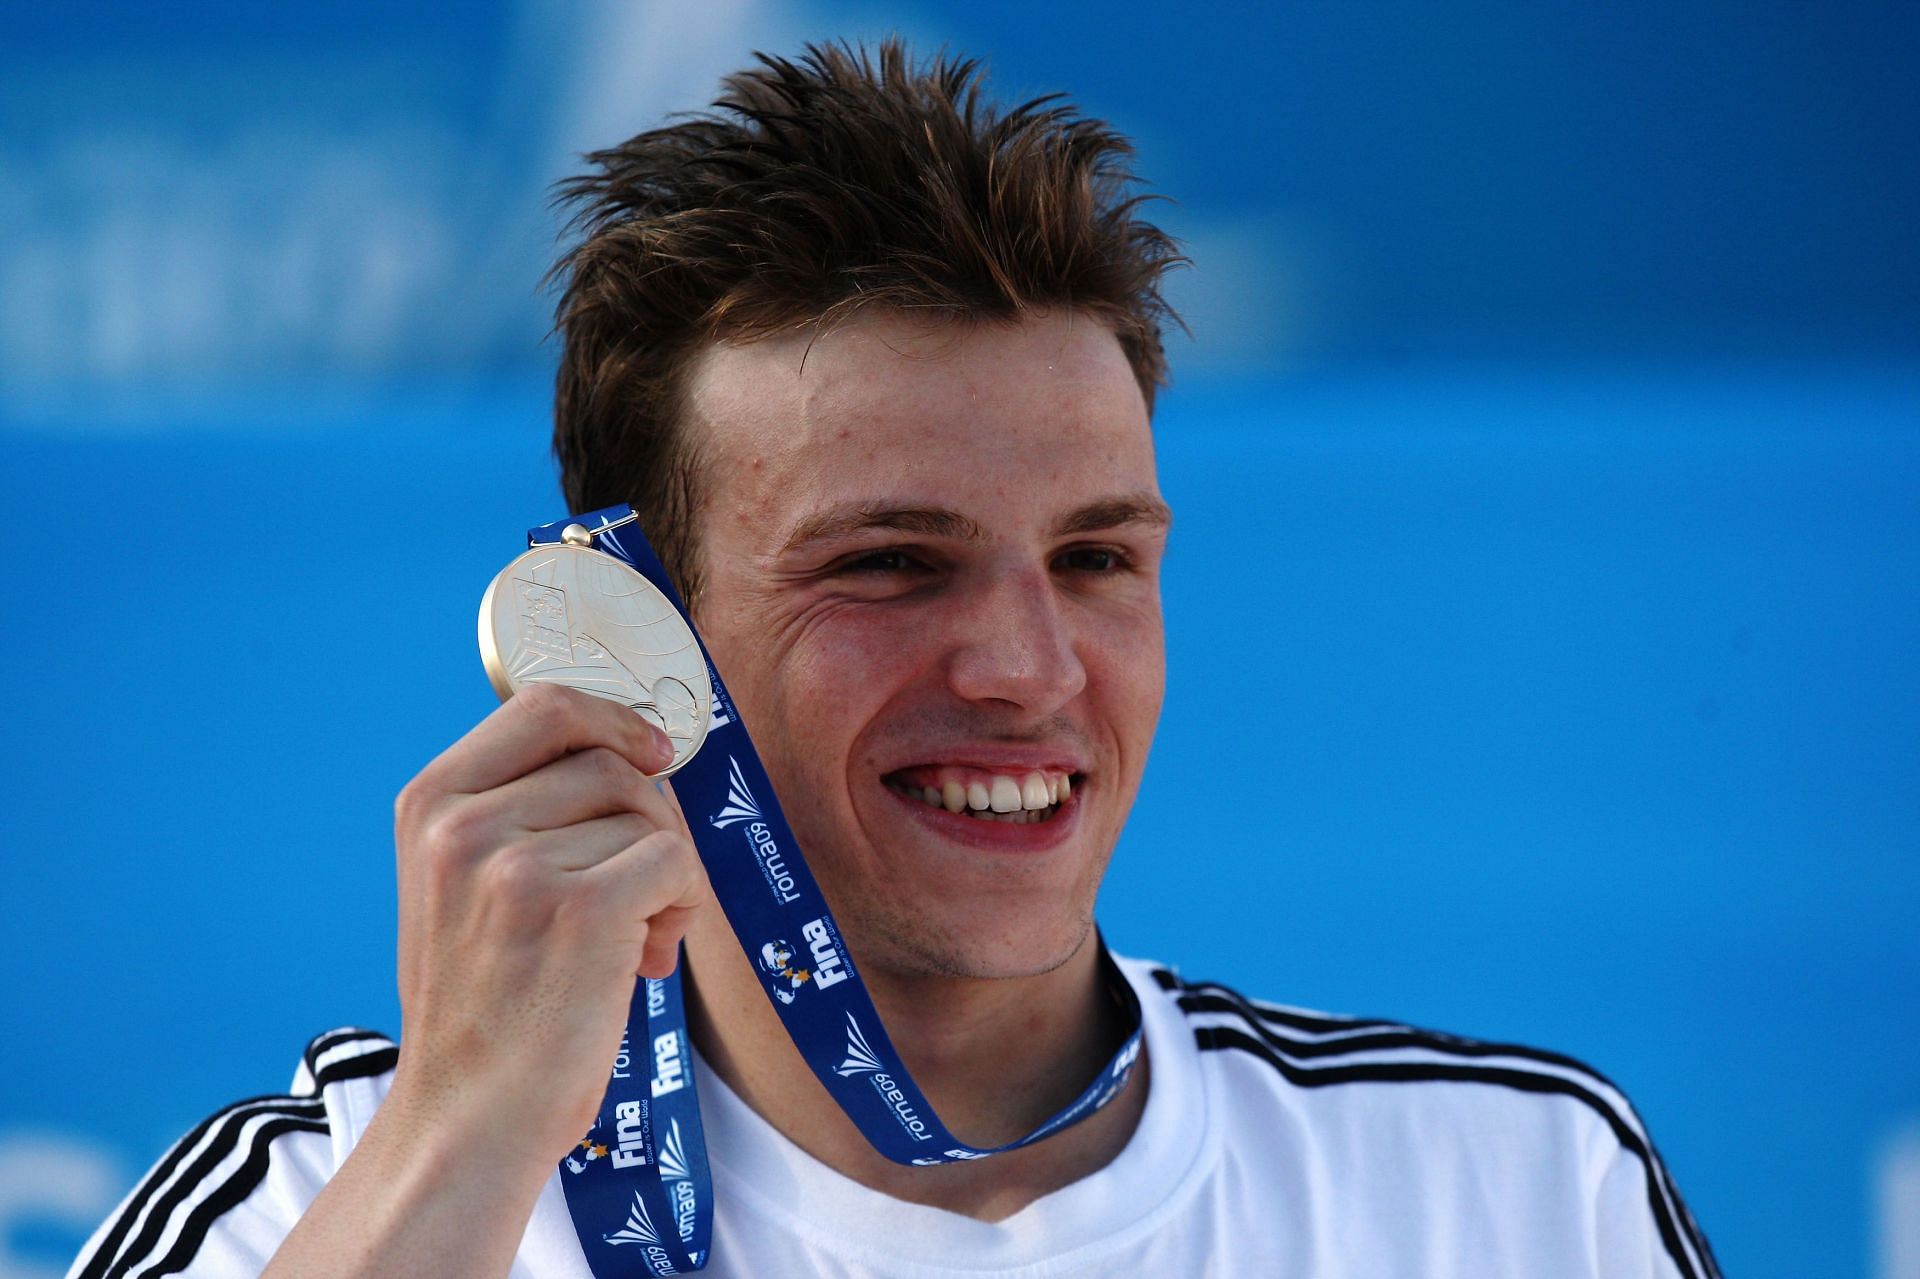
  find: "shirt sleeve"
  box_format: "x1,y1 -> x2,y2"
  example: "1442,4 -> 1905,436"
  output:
65,1030 -> 393,1279
64,1098 -> 335,1279
1589,1130 -> 1722,1279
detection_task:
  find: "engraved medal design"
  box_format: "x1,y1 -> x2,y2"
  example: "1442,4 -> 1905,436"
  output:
478,529 -> 712,775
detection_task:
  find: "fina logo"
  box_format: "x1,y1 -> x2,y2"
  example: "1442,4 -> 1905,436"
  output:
610,1098 -> 650,1170
652,1028 -> 686,1097
757,921 -> 849,1003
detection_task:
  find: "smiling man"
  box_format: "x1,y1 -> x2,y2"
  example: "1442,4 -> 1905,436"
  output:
70,40 -> 1719,1279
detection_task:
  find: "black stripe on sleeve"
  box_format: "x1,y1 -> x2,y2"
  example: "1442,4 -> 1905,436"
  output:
1175,977 -> 1443,1038
75,1096 -> 320,1279
1196,1024 -> 1718,1279
1174,977 -> 1720,1278
1177,988 -> 1622,1086
77,1030 -> 397,1279
299,1028 -> 394,1091
1149,969 -> 1408,1035
88,1099 -> 325,1279
311,1045 -> 398,1091
122,1113 -> 332,1279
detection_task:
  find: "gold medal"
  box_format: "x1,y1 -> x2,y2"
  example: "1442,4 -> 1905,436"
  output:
478,522 -> 712,775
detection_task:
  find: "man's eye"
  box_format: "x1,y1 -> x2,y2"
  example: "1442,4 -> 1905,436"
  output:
1055,547 -> 1124,573
840,549 -> 920,574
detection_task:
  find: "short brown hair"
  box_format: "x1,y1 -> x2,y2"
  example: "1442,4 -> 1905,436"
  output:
548,38 -> 1184,604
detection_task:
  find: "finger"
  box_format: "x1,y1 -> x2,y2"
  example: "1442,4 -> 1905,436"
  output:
422,684 -> 674,796
574,787 -> 704,978
517,812 -> 661,873
637,903 -> 699,980
579,829 -> 710,936
476,745 -> 685,836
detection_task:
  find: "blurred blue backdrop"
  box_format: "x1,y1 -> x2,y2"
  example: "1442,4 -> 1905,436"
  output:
2,4 -> 1917,1278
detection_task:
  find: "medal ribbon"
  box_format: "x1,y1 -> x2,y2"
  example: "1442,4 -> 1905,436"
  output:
528,505 -> 1145,1277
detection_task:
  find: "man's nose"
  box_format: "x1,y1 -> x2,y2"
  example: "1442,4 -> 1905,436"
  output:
943,568 -> 1087,713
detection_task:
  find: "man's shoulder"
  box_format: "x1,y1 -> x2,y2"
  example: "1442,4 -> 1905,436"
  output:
1132,958 -> 1645,1147
1130,961 -> 1721,1279
67,1028 -> 395,1279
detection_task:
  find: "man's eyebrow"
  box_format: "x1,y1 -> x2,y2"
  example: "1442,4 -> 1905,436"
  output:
779,504 -> 986,554
1049,493 -> 1174,539
778,494 -> 1172,554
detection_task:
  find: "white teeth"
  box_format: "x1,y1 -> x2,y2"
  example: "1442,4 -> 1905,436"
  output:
893,770 -> 1073,822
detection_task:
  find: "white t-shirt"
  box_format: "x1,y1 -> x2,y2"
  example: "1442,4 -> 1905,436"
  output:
68,956 -> 1720,1278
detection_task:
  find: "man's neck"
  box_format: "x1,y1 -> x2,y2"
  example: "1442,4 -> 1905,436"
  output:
680,907 -> 1149,1221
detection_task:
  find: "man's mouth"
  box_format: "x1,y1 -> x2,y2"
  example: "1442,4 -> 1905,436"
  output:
881,766 -> 1076,825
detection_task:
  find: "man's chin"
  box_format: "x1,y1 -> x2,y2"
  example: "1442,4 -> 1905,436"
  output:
847,908 -> 1097,984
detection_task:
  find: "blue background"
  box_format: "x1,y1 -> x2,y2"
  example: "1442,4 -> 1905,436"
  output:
2,4 -> 1917,1278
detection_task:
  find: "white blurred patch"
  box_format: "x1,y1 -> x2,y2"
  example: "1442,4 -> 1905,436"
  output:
1157,213 -> 1347,375
0,1134 -> 123,1279
530,0 -> 949,182
537,0 -> 805,169
3,4 -> 1198,420
0,0 -> 872,419
0,126 -> 473,393
1882,1119 -> 1920,1279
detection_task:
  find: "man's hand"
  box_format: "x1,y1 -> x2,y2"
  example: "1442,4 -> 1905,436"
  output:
389,681 -> 709,1159
261,684 -> 708,1279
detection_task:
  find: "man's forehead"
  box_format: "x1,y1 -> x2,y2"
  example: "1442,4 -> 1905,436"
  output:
685,311 -> 1146,442
682,310 -> 1160,549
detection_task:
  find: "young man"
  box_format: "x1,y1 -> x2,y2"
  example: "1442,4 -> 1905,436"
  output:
70,41 -> 1719,1279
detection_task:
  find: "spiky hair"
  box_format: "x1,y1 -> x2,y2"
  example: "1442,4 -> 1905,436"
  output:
549,37 -> 1184,603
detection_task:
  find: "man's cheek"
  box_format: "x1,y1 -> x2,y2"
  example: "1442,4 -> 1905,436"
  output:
782,640 -> 925,727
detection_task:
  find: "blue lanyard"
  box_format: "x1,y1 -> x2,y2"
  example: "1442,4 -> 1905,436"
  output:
529,505 -> 1145,1277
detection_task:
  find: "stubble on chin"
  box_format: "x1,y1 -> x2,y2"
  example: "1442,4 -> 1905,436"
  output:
842,897 -> 1099,984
